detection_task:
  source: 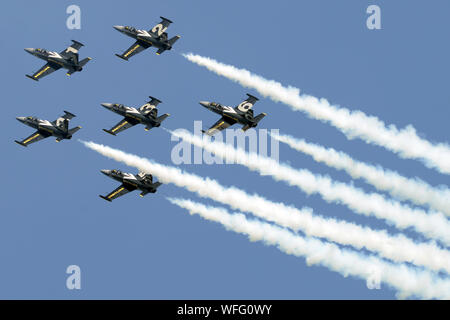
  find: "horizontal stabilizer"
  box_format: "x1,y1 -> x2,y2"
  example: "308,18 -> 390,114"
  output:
157,114 -> 170,123
168,35 -> 181,46
153,182 -> 163,189
79,57 -> 92,67
68,126 -> 82,136
253,112 -> 267,124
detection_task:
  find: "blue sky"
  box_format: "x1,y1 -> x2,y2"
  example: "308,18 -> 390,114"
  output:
0,0 -> 449,299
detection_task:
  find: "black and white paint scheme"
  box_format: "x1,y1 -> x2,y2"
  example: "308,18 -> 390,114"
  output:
25,40 -> 91,81
101,96 -> 169,135
99,170 -> 163,202
15,111 -> 81,147
199,93 -> 267,136
114,16 -> 180,60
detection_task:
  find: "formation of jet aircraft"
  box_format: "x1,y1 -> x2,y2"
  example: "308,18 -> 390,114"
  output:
15,111 -> 81,147
200,94 -> 267,136
19,16 -> 269,202
25,40 -> 91,81
99,169 -> 162,201
101,96 -> 169,135
114,17 -> 181,60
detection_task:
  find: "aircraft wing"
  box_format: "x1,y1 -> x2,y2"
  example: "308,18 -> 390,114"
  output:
203,117 -> 237,136
150,17 -> 172,36
26,63 -> 61,81
116,41 -> 149,60
15,131 -> 50,147
100,184 -> 136,202
103,118 -> 137,135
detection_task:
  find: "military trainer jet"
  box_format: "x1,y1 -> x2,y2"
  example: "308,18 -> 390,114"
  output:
114,16 -> 180,60
101,96 -> 169,135
15,111 -> 81,147
25,40 -> 91,81
199,94 -> 267,135
99,169 -> 162,202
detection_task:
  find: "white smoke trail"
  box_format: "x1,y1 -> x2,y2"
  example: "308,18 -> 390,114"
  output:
272,132 -> 450,217
81,140 -> 450,274
168,198 -> 450,300
183,53 -> 450,175
167,130 -> 450,246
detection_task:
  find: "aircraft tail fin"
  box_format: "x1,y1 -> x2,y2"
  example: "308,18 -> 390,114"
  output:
168,35 -> 181,46
70,40 -> 84,50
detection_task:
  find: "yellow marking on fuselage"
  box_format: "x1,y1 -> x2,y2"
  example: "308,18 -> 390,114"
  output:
124,44 -> 140,57
108,187 -> 124,199
34,66 -> 50,78
223,114 -> 237,121
111,121 -> 128,132
23,133 -> 40,144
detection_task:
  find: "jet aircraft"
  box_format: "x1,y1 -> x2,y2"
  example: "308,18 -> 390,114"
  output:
99,170 -> 162,201
114,17 -> 180,60
101,96 -> 169,135
25,40 -> 91,81
15,111 -> 81,147
199,94 -> 267,135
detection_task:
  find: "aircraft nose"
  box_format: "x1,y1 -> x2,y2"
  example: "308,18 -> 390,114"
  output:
24,48 -> 34,54
101,169 -> 111,176
16,117 -> 26,123
113,25 -> 125,32
101,103 -> 113,109
199,101 -> 210,108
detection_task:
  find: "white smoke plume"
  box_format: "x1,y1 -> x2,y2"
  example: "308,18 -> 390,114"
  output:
166,130 -> 450,246
81,140 -> 450,274
183,53 -> 450,175
168,198 -> 450,300
272,132 -> 450,216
